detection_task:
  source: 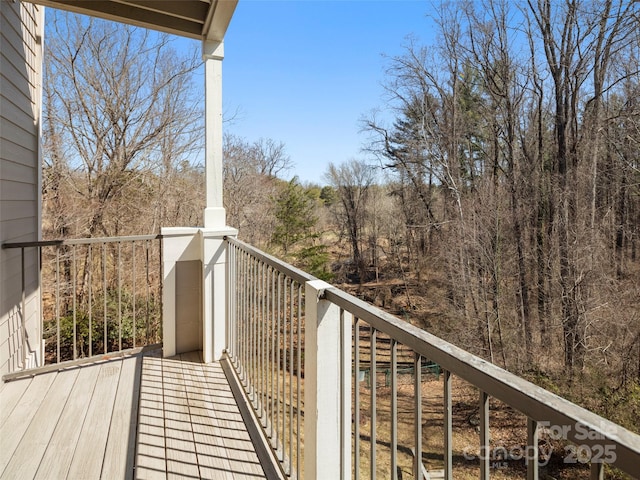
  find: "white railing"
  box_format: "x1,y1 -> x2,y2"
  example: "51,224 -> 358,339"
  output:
224,237 -> 640,480
2,235 -> 163,377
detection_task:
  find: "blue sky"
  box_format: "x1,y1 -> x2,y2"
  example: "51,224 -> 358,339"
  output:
219,1 -> 437,184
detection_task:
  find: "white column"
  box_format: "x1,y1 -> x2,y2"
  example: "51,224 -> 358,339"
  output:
304,280 -> 352,480
203,40 -> 226,228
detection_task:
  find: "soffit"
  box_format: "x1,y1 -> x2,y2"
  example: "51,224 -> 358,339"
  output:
27,0 -> 237,41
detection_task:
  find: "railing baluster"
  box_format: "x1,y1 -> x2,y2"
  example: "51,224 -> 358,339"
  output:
238,249 -> 242,371
258,259 -> 263,404
235,245 -> 239,360
256,259 -> 261,405
242,250 -> 247,382
260,261 -> 266,420
251,254 -> 255,389
256,258 -> 261,401
242,256 -> 251,384
590,461 -> 603,480
103,243 -> 107,354
145,240 -> 150,343
88,244 -> 92,357
254,257 -> 258,401
224,245 -> 235,356
270,266 -> 276,439
56,247 -> 60,364
132,241 -> 136,348
20,247 -> 27,368
391,338 -> 398,480
248,255 -> 253,392
118,242 -> 122,352
228,244 -> 234,358
354,317 -> 360,479
414,352 -> 422,480
157,236 -> 163,343
527,417 -> 538,480
72,246 -> 77,360
236,249 -> 242,374
370,326 -> 377,480
239,250 -> 245,379
340,308 -> 346,478
296,282 -> 302,480
480,390 -> 490,480
444,369 -> 453,480
270,265 -> 274,429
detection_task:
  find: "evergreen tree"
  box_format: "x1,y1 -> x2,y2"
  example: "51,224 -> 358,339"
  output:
271,177 -> 318,254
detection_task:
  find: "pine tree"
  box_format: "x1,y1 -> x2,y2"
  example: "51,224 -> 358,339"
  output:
271,178 -> 318,255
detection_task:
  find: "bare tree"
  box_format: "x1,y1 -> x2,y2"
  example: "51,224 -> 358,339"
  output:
526,0 -> 640,373
324,159 -> 376,283
252,137 -> 293,178
362,0 -> 640,379
465,0 -> 533,364
222,134 -> 291,245
43,11 -> 202,237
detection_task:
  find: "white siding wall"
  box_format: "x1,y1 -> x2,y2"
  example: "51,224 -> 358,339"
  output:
0,1 -> 44,375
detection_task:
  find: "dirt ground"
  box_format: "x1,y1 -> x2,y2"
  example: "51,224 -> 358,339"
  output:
353,373 -> 623,479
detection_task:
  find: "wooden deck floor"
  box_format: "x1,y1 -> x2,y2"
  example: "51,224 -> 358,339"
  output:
0,351 -> 267,479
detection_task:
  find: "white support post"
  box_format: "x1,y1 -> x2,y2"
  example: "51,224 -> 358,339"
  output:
203,40 -> 226,228
162,227 -> 236,361
161,227 -> 201,358
201,227 -> 237,363
160,41 -> 234,362
304,280 -> 352,480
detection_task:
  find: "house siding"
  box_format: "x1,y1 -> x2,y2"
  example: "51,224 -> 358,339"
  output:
0,0 -> 44,375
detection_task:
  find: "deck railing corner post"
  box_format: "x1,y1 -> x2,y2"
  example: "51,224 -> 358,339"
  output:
304,279 -> 351,480
201,227 -> 238,363
160,227 -> 201,358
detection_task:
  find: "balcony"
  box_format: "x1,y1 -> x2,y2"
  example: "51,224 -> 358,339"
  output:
1,234 -> 639,480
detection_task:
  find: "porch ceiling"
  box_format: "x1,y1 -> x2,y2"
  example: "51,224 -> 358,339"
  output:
29,0 -> 237,41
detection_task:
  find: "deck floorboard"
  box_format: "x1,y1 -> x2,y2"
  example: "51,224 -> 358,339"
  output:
2,368 -> 79,479
36,364 -> 101,479
0,351 -> 267,480
0,372 -> 57,475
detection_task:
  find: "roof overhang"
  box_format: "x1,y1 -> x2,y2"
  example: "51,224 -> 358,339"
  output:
27,0 -> 238,41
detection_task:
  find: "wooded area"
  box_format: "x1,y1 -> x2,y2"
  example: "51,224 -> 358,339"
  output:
42,1 -> 639,431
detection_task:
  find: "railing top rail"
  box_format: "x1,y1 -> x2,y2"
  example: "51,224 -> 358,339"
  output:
225,236 -> 315,285
2,234 -> 163,249
321,285 -> 640,475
